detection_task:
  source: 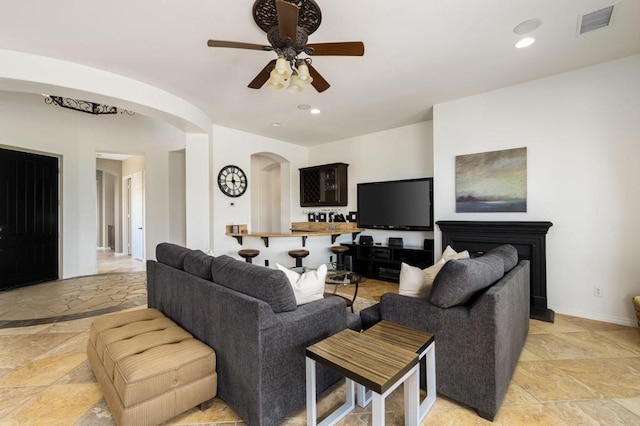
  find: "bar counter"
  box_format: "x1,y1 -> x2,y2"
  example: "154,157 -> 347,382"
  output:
226,222 -> 363,247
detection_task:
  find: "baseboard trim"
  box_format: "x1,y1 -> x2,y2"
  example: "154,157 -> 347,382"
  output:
552,306 -> 637,327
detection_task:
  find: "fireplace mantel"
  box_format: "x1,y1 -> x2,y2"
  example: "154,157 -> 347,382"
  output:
436,220 -> 554,322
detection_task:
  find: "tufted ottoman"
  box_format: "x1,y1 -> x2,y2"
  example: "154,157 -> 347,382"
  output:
87,308 -> 217,426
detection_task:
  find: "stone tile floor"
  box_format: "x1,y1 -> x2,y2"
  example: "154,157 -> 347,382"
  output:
0,251 -> 639,424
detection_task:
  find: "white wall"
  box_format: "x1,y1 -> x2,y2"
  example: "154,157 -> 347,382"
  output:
168,150 -> 186,246
0,92 -> 186,277
309,122 -> 435,250
211,125 -> 308,267
433,54 -> 640,326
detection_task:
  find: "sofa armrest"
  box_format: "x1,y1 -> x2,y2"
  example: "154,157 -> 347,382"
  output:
360,303 -> 381,330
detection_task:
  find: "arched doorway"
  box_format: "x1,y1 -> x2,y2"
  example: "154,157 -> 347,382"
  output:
250,153 -> 291,233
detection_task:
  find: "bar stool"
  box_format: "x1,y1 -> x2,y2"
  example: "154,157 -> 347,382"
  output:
330,246 -> 350,270
238,249 -> 260,264
288,249 -> 309,268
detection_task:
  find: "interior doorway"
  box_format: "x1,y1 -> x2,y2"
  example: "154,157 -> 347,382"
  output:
250,153 -> 291,233
96,154 -> 145,272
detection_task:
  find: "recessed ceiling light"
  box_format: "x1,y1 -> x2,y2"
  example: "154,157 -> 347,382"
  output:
513,19 -> 543,35
310,108 -> 321,115
297,104 -> 311,110
515,37 -> 535,48
271,122 -> 281,127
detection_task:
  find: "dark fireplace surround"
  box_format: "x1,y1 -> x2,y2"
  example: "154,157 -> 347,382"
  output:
437,221 -> 554,322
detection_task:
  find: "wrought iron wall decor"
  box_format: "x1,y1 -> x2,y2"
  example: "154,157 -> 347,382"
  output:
44,96 -> 134,115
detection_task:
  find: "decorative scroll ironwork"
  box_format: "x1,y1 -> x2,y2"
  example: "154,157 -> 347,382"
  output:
252,0 -> 321,35
44,96 -> 134,115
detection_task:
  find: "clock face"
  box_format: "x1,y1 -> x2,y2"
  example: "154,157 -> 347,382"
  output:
217,165 -> 247,198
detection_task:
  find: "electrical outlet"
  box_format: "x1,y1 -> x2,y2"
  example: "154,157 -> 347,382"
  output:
594,287 -> 604,297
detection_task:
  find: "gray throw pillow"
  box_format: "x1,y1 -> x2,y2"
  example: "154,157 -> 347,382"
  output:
183,250 -> 214,281
429,254 -> 505,308
486,244 -> 519,272
156,243 -> 191,270
211,255 -> 297,313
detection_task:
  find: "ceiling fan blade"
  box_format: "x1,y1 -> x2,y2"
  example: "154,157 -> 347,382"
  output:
248,60 -> 276,89
276,0 -> 299,42
307,63 -> 330,93
306,42 -> 365,56
207,40 -> 272,51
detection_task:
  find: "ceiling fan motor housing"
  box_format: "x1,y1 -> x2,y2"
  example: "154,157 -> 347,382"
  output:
253,0 -> 322,35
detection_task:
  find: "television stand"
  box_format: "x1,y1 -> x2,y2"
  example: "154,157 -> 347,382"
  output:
341,240 -> 434,282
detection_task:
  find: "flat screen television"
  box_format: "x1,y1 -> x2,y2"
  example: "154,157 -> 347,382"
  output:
357,178 -> 433,231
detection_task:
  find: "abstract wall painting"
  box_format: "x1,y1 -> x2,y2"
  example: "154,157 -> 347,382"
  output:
455,147 -> 527,213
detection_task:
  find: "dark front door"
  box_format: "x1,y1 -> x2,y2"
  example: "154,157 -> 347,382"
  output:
0,147 -> 59,290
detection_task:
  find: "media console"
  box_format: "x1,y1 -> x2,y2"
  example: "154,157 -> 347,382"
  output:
341,240 -> 434,282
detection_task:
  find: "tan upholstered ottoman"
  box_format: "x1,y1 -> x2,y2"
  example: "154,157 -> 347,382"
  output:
87,308 -> 217,426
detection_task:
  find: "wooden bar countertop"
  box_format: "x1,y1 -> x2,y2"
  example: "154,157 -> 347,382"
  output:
225,222 -> 363,247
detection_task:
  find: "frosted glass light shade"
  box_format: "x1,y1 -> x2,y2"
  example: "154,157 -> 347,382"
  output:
275,57 -> 291,78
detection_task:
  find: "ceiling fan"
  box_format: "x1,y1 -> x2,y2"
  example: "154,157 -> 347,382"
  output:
207,0 -> 365,92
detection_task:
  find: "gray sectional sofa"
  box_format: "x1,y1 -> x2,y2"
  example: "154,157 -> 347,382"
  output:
360,244 -> 530,421
147,243 -> 360,426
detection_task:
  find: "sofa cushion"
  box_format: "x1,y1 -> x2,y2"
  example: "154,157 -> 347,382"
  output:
184,250 -> 215,281
429,254 -> 505,308
211,255 -> 297,313
441,245 -> 470,261
398,246 -> 470,299
276,263 -> 327,305
156,242 -> 191,270
486,244 -> 519,272
399,260 -> 444,299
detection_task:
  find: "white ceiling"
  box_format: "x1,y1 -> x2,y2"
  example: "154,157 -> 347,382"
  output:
1,0 -> 639,147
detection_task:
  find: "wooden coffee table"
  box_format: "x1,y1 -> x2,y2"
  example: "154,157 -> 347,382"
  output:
305,328 -> 420,426
359,321 -> 436,421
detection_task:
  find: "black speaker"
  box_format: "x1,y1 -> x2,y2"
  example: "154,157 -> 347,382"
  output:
359,235 -> 374,246
389,237 -> 403,248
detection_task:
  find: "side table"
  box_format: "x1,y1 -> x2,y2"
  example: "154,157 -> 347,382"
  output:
306,328 -> 420,426
358,321 -> 436,421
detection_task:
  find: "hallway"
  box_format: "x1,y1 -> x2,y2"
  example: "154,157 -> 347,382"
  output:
96,248 -> 145,274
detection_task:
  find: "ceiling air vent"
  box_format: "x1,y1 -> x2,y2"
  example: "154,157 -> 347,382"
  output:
578,5 -> 615,35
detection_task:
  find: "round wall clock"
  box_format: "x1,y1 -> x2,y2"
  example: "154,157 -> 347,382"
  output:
217,165 -> 247,197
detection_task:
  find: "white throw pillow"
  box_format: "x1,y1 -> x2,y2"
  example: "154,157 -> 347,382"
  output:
276,263 -> 327,305
423,258 -> 447,286
441,245 -> 470,262
399,259 -> 446,299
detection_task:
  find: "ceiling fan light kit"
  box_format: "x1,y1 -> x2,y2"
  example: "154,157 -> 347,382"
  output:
207,0 -> 364,93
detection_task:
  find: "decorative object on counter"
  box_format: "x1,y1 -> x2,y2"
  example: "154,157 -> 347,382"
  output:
348,211 -> 358,222
318,212 -> 327,222
217,165 -> 247,198
238,249 -> 260,263
307,212 -> 317,222
231,224 -> 239,234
